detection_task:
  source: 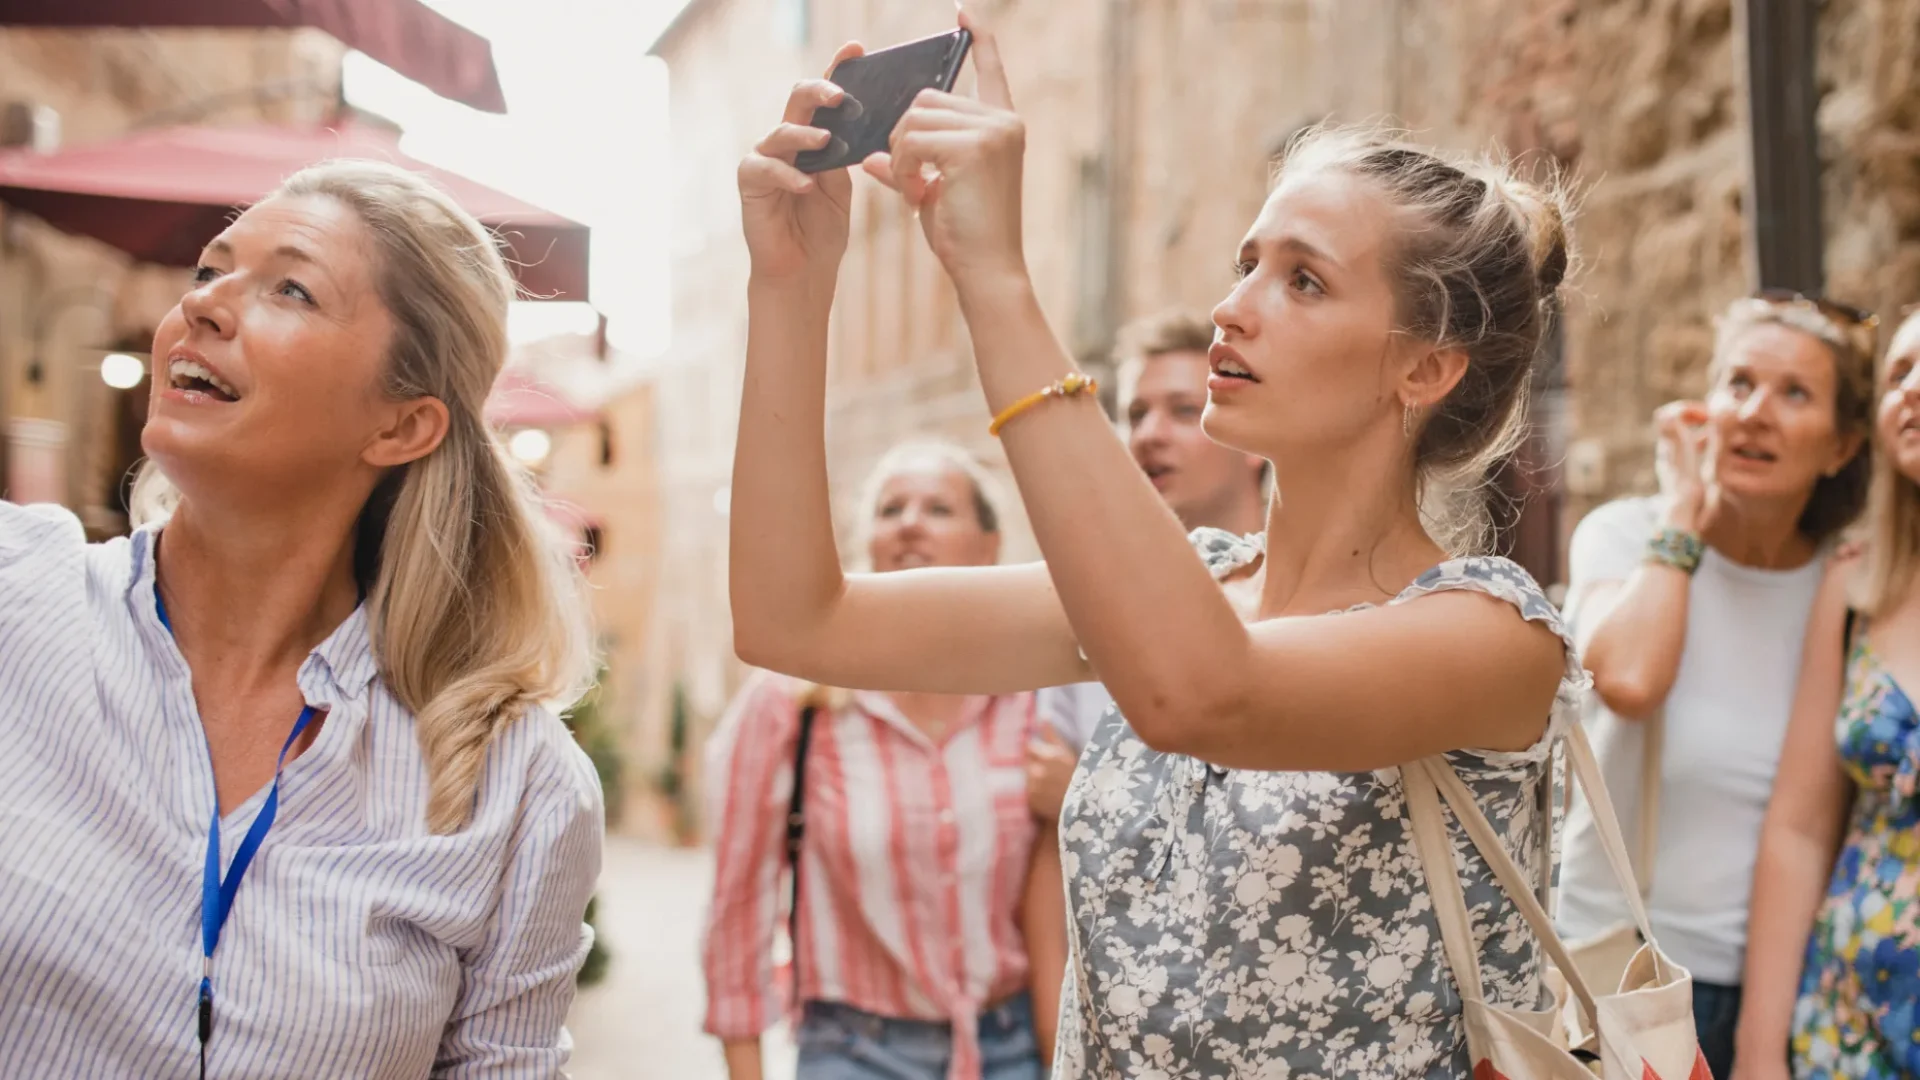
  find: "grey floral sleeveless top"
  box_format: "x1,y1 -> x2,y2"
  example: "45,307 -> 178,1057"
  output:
1053,529 -> 1589,1080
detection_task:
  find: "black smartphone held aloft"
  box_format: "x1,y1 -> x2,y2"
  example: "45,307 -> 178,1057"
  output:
794,28 -> 973,175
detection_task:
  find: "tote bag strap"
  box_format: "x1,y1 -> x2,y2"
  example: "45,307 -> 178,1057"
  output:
1405,725 -> 1669,1028
1560,723 -> 1662,959
1403,757 -> 1490,1006
1634,709 -> 1662,896
1404,757 -> 1598,1027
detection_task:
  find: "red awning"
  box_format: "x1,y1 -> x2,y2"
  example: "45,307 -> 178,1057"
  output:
0,0 -> 507,113
0,119 -> 589,301
486,366 -> 598,428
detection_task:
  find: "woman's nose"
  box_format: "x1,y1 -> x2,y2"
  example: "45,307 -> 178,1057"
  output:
1211,283 -> 1251,342
179,279 -> 235,339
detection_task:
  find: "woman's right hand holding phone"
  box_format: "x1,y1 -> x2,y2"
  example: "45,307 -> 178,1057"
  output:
738,43 -> 865,284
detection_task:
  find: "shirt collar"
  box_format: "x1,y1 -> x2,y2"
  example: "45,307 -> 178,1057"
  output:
851,690 -> 998,747
128,524 -> 381,706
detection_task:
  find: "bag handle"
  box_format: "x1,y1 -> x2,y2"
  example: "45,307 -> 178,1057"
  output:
1404,756 -> 1598,1027
1406,725 -> 1668,1024
1633,709 -> 1661,896
1402,755 -> 1490,1006
1560,723 -> 1661,956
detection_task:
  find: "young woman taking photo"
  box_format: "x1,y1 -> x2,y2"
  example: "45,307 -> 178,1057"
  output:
729,13 -> 1581,1078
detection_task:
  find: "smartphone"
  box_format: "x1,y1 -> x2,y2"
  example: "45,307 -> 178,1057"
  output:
795,28 -> 973,175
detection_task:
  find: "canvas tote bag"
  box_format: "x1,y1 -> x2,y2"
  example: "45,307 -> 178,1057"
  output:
1403,724 -> 1709,1080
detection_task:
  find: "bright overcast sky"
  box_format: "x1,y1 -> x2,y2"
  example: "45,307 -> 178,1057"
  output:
342,0 -> 691,357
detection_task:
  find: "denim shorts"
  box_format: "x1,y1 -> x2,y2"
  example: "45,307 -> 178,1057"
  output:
795,993 -> 1044,1080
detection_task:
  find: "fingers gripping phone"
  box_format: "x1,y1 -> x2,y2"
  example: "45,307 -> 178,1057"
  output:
795,29 -> 973,175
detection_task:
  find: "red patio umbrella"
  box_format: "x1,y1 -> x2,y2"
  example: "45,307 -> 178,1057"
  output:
0,119 -> 590,301
0,0 -> 507,114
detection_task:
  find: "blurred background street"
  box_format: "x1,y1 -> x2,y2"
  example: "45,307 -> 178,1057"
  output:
567,839 -> 795,1080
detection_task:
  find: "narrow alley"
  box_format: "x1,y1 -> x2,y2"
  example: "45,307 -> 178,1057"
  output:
568,838 -> 796,1080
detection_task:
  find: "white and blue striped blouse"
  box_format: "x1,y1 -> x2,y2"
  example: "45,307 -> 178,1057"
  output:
0,500 -> 605,1077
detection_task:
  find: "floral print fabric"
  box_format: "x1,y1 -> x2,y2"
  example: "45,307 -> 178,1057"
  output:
1792,629 -> 1920,1079
1052,529 -> 1588,1080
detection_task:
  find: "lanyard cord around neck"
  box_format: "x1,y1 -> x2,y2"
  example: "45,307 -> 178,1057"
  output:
156,589 -> 316,1080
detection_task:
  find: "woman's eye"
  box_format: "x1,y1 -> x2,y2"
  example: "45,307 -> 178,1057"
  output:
1785,384 -> 1811,402
1290,269 -> 1323,295
279,280 -> 315,304
192,265 -> 220,284
1231,260 -> 1255,280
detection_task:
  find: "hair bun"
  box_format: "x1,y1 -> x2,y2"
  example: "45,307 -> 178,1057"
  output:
1500,178 -> 1570,294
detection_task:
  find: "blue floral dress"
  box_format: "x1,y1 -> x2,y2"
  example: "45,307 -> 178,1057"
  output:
1052,529 -> 1588,1079
1792,623 -> 1920,1079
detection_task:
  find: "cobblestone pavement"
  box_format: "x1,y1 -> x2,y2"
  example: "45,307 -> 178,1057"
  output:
567,837 -> 795,1080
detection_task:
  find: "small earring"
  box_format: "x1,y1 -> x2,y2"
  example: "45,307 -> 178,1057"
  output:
1402,402 -> 1416,438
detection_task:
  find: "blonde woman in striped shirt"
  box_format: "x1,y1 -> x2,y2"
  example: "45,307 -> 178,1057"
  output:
702,440 -> 1055,1080
0,161 -> 602,1077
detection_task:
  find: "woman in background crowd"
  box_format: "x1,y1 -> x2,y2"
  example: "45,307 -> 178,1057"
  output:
1560,290 -> 1876,1079
701,439 -> 1052,1080
1738,307 -> 1920,1080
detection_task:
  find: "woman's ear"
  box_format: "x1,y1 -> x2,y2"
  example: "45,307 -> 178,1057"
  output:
363,396 -> 451,469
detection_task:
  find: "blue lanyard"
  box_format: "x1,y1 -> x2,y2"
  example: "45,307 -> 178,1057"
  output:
156,589 -> 316,1075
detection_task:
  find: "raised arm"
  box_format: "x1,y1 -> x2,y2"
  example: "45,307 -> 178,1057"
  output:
855,10 -> 1564,770
1579,405 -> 1714,718
728,53 -> 1086,696
1732,560 -> 1856,1077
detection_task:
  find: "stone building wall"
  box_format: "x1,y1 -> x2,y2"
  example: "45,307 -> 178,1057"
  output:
1463,0 -> 1920,538
1820,1 -> 1920,319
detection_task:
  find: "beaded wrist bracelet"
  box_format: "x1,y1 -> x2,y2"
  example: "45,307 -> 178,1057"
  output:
1645,526 -> 1705,574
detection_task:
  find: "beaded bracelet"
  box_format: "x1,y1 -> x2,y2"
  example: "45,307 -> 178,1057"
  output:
988,372 -> 1099,437
1645,526 -> 1705,574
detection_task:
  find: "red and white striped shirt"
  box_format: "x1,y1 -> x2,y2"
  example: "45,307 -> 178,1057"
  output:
700,672 -> 1041,1080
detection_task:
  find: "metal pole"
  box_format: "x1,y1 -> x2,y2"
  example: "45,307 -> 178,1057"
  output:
1737,0 -> 1824,293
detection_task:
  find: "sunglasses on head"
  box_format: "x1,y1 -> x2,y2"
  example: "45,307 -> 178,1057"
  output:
1752,287 -> 1878,329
